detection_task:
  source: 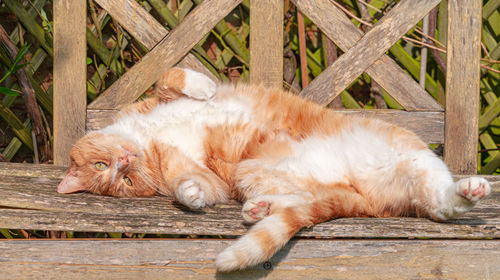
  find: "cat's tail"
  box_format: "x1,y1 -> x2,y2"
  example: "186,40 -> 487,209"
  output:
216,187 -> 371,271
215,207 -> 307,272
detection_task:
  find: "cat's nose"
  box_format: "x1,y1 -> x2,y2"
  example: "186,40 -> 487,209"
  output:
117,155 -> 129,168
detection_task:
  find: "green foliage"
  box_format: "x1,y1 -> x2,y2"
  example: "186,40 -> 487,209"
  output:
0,44 -> 30,96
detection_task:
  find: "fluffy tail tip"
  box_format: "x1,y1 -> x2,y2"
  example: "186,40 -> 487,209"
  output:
215,248 -> 241,272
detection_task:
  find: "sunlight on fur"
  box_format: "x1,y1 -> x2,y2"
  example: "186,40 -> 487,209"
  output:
57,67 -> 491,272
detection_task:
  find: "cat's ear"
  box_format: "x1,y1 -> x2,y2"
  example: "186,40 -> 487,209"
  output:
57,167 -> 87,193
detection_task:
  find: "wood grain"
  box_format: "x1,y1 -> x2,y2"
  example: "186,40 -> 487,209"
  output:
249,0 -> 283,88
94,0 -> 216,81
86,108 -> 444,143
0,239 -> 499,279
88,0 -> 242,110
298,0 -> 440,106
0,163 -> 498,238
53,0 -> 87,166
292,0 -> 442,111
444,0 -> 482,174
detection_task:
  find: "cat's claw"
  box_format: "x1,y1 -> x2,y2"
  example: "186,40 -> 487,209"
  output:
176,180 -> 206,209
242,200 -> 270,224
456,177 -> 491,203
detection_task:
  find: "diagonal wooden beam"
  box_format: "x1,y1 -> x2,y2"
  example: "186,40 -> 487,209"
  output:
89,0 -> 242,110
94,0 -> 217,81
298,0 -> 441,108
293,0 -> 442,111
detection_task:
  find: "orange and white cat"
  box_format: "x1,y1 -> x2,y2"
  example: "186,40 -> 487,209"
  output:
58,67 -> 491,271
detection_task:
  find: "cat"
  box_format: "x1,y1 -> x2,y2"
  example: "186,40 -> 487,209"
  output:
57,67 -> 491,271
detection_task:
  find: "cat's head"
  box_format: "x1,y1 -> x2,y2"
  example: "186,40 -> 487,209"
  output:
57,132 -> 159,197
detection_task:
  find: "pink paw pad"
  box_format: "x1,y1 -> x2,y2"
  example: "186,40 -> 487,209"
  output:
249,202 -> 270,219
242,200 -> 271,223
459,177 -> 491,203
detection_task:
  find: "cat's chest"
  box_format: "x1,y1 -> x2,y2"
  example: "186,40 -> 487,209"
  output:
109,98 -> 254,165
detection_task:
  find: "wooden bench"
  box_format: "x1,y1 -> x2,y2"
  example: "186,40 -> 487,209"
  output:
1,163 -> 499,278
1,0 -> 499,278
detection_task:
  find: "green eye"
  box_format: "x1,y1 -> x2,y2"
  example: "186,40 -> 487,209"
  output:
123,176 -> 133,186
95,162 -> 108,170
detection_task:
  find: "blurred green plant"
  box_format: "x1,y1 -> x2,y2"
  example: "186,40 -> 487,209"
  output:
0,43 -> 30,96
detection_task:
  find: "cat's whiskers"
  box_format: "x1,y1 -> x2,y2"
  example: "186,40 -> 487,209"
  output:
137,166 -> 168,196
138,168 -> 162,194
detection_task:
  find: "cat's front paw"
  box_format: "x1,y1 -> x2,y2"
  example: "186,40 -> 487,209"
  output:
456,177 -> 491,203
182,69 -> 217,101
176,179 -> 206,209
242,199 -> 270,224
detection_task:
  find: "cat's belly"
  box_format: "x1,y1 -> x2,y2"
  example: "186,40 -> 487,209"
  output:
272,127 -> 404,184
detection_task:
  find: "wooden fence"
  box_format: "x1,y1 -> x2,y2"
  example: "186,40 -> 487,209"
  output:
1,1 -> 496,278
53,0 -> 482,174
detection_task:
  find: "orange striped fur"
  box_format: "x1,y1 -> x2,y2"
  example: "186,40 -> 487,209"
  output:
58,67 -> 491,272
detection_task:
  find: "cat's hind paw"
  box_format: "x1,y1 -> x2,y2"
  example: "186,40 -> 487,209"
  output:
176,179 -> 206,209
242,199 -> 270,224
456,177 -> 491,203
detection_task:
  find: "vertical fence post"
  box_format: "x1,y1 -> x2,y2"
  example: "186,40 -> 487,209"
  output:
249,0 -> 283,88
53,1 -> 87,166
444,0 -> 482,174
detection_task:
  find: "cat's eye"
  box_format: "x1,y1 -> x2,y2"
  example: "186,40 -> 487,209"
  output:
123,176 -> 133,186
95,162 -> 108,170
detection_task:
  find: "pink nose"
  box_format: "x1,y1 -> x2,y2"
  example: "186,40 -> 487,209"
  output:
117,155 -> 129,168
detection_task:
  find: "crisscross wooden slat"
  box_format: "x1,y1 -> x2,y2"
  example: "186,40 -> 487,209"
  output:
88,0 -> 242,110
292,0 -> 442,111
299,0 -> 440,107
94,0 -> 216,81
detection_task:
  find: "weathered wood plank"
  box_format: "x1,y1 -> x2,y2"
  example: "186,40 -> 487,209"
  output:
86,109 -> 444,143
339,110 -> 444,144
444,0 -> 482,174
4,163 -> 499,183
299,0 -> 440,106
86,109 -> 118,131
94,0 -> 216,81
249,0 -> 283,88
95,0 -> 164,50
0,163 -> 498,238
88,0 -> 242,110
0,239 -> 499,279
292,0 -> 442,111
53,0 -> 87,166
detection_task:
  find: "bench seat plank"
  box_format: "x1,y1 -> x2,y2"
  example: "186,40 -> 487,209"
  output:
0,239 -> 499,279
0,163 -> 498,238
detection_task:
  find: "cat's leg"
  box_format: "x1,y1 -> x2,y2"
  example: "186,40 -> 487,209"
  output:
171,172 -> 230,209
241,192 -> 313,223
151,142 -> 230,209
431,175 -> 491,221
217,177 -> 373,271
389,149 -> 491,221
156,67 -> 216,102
